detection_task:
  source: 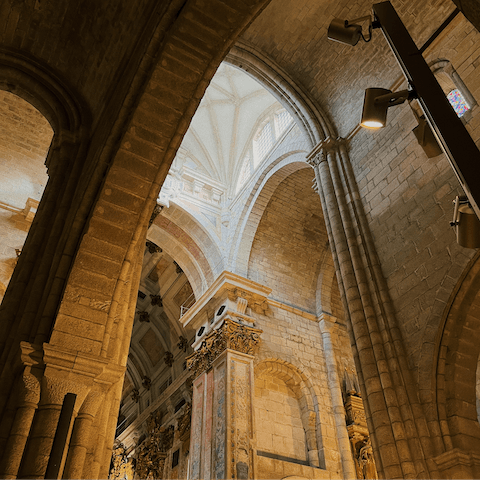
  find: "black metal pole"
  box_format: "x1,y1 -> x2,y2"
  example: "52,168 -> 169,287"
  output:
373,1 -> 480,219
44,393 -> 77,479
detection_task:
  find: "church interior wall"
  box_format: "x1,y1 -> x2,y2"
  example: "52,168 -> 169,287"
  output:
2,0 -> 480,478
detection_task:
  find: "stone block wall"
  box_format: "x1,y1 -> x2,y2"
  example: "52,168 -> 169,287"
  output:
348,14 -> 480,380
248,168 -> 329,313
0,91 -> 52,298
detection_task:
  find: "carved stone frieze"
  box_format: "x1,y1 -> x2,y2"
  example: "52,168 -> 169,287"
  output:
186,319 -> 262,379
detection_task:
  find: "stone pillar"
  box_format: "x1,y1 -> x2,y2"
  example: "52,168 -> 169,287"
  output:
307,139 -> 440,479
187,319 -> 261,480
318,313 -> 357,480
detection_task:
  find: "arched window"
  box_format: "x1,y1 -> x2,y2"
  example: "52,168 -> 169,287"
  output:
447,88 -> 470,117
236,109 -> 293,194
431,59 -> 476,121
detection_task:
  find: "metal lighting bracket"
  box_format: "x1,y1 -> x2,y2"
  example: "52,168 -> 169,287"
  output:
374,88 -> 417,107
372,1 -> 480,220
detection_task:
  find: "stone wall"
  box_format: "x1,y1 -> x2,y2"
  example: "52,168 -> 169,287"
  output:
248,168 -> 329,313
0,91 -> 52,298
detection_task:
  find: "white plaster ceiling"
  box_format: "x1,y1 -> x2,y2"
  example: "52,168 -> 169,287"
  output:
177,63 -> 281,186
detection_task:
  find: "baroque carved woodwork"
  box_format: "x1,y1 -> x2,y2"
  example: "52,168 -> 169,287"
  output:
135,416 -> 175,480
186,318 -> 262,378
177,402 -> 192,441
110,443 -> 135,480
342,371 -> 378,480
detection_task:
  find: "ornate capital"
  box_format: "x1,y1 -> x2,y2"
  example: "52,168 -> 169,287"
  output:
186,319 -> 262,378
306,136 -> 345,167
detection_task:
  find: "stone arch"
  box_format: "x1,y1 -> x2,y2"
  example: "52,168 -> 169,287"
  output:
435,252 -> 480,453
148,223 -> 212,299
158,203 -> 224,277
230,154 -> 311,276
0,50 -> 88,134
226,41 -> 332,147
254,359 -> 323,468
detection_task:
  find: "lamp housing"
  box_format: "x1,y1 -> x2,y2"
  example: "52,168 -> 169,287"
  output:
360,88 -> 415,129
451,196 -> 480,248
328,18 -> 363,46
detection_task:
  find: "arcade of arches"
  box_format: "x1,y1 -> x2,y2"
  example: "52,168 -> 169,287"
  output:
1,0 -> 480,478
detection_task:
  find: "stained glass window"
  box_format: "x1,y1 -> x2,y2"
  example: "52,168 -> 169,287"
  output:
447,88 -> 470,117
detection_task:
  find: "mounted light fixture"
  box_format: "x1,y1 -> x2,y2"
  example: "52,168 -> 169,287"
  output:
326,2 -> 480,221
450,196 -> 480,248
327,16 -> 377,46
360,88 -> 416,129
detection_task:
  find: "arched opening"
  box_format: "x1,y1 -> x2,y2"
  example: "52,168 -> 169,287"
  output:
436,253 -> 480,454
0,91 -> 53,301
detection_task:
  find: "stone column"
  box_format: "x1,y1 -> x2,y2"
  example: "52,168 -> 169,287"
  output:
318,313 -> 357,480
187,319 -> 261,480
307,138 -> 440,479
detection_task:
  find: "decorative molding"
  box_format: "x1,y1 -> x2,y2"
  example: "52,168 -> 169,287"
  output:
135,422 -> 174,479
131,388 -> 139,403
180,271 -> 271,331
146,240 -> 162,254
137,311 -> 150,323
177,402 -> 192,441
164,351 -> 174,367
177,336 -> 188,352
186,319 -> 262,379
150,294 -> 163,307
142,376 -> 151,391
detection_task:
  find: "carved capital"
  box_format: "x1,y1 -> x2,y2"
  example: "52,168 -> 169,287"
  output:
186,319 -> 262,378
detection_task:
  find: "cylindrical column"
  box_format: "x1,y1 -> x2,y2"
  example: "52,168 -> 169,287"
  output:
62,411 -> 94,478
319,314 -> 357,480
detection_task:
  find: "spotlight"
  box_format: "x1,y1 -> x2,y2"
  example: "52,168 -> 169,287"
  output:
360,88 -> 415,129
327,16 -> 376,46
451,196 -> 480,249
